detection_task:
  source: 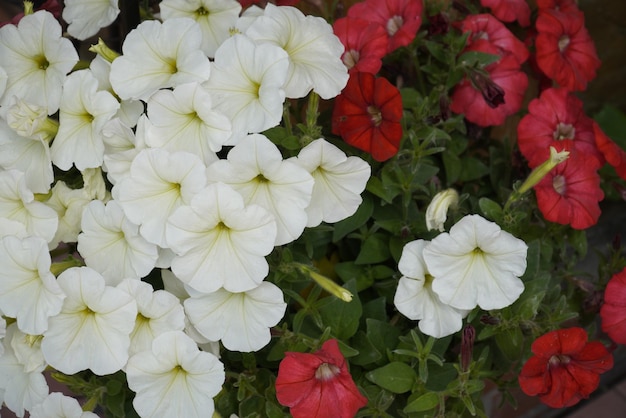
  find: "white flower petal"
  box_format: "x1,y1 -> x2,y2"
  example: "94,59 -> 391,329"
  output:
126,331 -> 225,418
41,267 -> 137,375
30,392 -> 100,418
63,0 -> 120,40
185,282 -> 286,352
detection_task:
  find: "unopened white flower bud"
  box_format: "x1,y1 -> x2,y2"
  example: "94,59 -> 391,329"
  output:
426,188 -> 459,232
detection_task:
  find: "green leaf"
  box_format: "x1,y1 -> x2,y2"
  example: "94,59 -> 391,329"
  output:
425,363 -> 457,391
594,105 -> 626,147
351,331 -> 383,366
366,176 -> 394,204
318,280 -> 362,339
568,229 -> 588,258
478,197 -> 503,222
355,233 -> 391,264
401,87 -> 421,108
459,157 -> 490,182
459,51 -> 501,68
404,392 -> 440,413
334,262 -> 373,291
366,362 -> 417,394
366,318 -> 401,354
495,327 -> 524,361
332,194 -> 374,242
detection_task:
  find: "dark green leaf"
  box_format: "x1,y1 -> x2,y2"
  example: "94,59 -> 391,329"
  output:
478,197 -> 503,222
355,233 -> 391,264
404,392 -> 440,413
332,194 -> 374,242
319,280 -> 362,339
365,362 -> 417,393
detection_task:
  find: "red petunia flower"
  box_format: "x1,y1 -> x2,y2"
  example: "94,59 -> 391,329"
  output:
459,14 -> 529,65
480,0 -> 531,27
450,41 -> 528,127
593,121 -> 626,180
533,153 -> 604,230
332,72 -> 403,161
601,267 -> 626,345
275,339 -> 368,418
517,87 -> 602,168
347,0 -> 423,53
536,0 -> 579,13
535,9 -> 601,91
519,327 -> 614,408
333,17 -> 389,74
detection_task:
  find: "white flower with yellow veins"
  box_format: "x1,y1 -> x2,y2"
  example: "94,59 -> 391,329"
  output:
0,10 -> 78,113
394,240 -> 469,338
41,267 -> 137,375
206,134 -> 314,245
30,392 -> 99,418
126,331 -> 225,418
204,34 -> 288,143
102,116 -> 148,185
77,200 -> 158,285
185,281 -> 287,352
45,181 -> 92,250
293,138 -> 371,227
51,69 -> 120,171
166,182 -> 277,293
0,324 -> 48,418
425,189 -> 459,232
63,0 -> 120,40
6,98 -> 58,142
0,118 -> 54,193
424,214 -> 528,311
0,170 -> 58,243
145,83 -> 231,165
10,327 -> 46,374
160,0 -> 242,57
112,148 -> 207,247
246,4 -> 348,99
110,18 -> 211,101
117,279 -> 185,357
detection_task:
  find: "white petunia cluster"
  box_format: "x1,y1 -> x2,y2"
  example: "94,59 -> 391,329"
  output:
394,214 -> 528,338
0,3 -> 367,418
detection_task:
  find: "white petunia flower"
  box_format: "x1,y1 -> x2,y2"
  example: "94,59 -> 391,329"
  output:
112,148 -> 207,247
166,182 -> 277,293
0,236 -> 65,335
126,331 -> 225,418
6,98 -> 58,142
293,138 -> 371,227
160,0 -> 242,57
117,279 -> 185,357
10,327 -> 46,374
206,134 -> 314,245
0,324 -> 49,418
0,170 -> 58,243
245,4 -> 348,99
110,18 -> 211,101
51,69 -> 120,171
204,34 -> 288,143
45,181 -> 92,250
423,214 -> 528,311
0,10 -> 78,114
102,116 -> 148,185
394,240 -> 468,338
30,392 -> 99,418
77,200 -> 159,285
41,267 -> 137,375
63,0 -> 120,40
425,189 -> 459,232
0,118 -> 54,194
145,83 -> 230,164
185,281 -> 286,352
81,168 -> 109,201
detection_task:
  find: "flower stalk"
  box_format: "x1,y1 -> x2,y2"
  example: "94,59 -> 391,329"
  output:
295,263 -> 353,302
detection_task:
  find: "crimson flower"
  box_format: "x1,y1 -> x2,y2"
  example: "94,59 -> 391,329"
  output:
601,267 -> 626,345
480,0 -> 531,27
533,153 -> 604,230
275,339 -> 368,418
458,14 -> 529,65
333,17 -> 388,74
450,41 -> 528,127
347,0 -> 423,53
519,327 -> 613,408
593,121 -> 626,180
517,87 -> 601,168
332,72 -> 403,162
536,0 -> 579,13
535,9 -> 601,91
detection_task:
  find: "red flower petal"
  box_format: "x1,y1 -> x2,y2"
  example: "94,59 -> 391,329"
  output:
593,121 -> 626,180
601,268 -> 626,344
480,0 -> 531,27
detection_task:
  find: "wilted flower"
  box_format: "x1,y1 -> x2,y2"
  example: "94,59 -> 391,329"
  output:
425,188 -> 459,232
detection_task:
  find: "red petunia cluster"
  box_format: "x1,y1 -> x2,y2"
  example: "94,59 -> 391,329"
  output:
518,327 -> 614,408
275,339 -> 368,418
450,13 -> 529,127
332,0 -> 422,161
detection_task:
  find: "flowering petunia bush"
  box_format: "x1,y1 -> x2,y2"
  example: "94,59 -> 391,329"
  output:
0,0 -> 626,417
